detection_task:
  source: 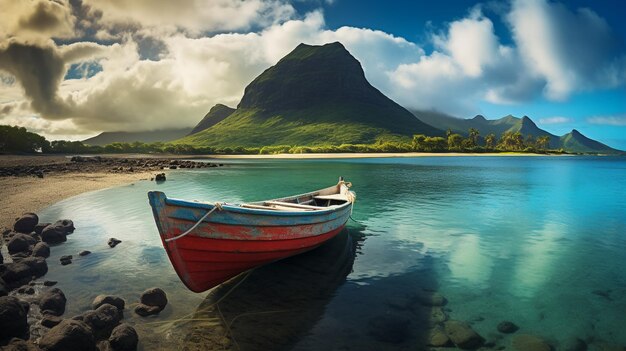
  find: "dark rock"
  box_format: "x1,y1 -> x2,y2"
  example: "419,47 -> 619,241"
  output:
155,173 -> 166,182
140,287 -> 167,308
134,304 -> 162,317
83,304 -> 122,339
428,326 -> 451,347
41,225 -> 67,244
60,259 -> 72,266
1,257 -> 48,286
444,320 -> 484,349
40,288 -> 67,316
2,338 -> 39,351
0,278 -> 7,296
39,319 -> 96,351
92,295 -> 125,311
107,238 -> 122,248
0,251 -> 3,264
60,255 -> 73,261
79,251 -> 91,257
34,223 -> 51,235
41,315 -> 63,328
108,323 -> 138,351
7,233 -> 37,254
53,220 -> 75,234
13,213 -> 38,234
169,165 -> 177,169
511,334 -> 551,351
32,242 -> 51,258
17,285 -> 34,295
562,337 -> 587,351
44,280 -> 57,286
366,314 -> 411,343
0,296 -> 29,340
497,321 -> 519,334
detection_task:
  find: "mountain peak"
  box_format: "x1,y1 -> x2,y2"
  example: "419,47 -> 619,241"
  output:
472,114 -> 486,121
188,103 -> 235,135
571,129 -> 582,136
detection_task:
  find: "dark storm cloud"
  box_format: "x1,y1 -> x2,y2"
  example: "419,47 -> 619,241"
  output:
0,40 -> 69,117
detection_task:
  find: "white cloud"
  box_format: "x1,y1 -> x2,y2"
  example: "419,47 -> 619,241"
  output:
84,0 -> 296,35
587,115 -> 626,126
0,0 -> 77,42
538,116 -> 572,124
2,0 -> 626,138
508,0 -> 626,100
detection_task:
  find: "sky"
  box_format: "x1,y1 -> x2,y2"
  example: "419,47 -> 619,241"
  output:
0,0 -> 625,149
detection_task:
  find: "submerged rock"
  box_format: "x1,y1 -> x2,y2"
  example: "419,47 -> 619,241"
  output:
444,320 -> 484,349
13,213 -> 38,234
108,324 -> 138,351
40,288 -> 67,316
155,173 -> 166,182
83,303 -> 122,339
79,250 -> 91,257
511,334 -> 551,351
418,291 -> 448,307
140,287 -> 167,309
39,319 -> 96,351
497,321 -> 519,334
92,295 -> 125,311
428,326 -> 451,347
107,238 -> 122,248
60,255 -> 73,266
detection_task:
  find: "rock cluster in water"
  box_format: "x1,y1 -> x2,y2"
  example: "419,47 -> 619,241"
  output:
0,156 -> 223,178
0,211 -> 171,350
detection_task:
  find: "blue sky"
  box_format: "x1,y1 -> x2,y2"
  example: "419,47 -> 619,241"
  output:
0,0 -> 625,149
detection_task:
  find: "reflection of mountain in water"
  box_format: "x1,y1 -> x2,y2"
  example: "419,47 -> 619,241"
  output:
177,229 -> 361,350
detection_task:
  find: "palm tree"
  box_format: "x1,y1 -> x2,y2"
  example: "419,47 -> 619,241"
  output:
484,133 -> 496,149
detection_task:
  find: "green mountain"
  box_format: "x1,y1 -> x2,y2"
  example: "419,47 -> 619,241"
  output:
413,110 -> 621,153
177,42 -> 442,147
188,104 -> 235,135
83,128 -> 191,146
560,129 -> 622,154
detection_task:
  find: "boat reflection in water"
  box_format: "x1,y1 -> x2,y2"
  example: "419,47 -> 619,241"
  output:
166,228 -> 361,350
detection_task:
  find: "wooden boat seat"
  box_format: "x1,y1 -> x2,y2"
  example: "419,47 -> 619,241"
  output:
240,203 -> 311,212
313,194 -> 347,201
264,201 -> 328,210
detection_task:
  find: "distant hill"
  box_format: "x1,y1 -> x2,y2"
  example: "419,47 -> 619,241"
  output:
413,110 -> 621,153
83,128 -> 191,146
188,104 -> 235,135
176,42 -> 442,147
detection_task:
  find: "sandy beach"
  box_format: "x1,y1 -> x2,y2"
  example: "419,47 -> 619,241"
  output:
0,155 -> 216,230
0,172 -> 152,230
207,152 -> 559,159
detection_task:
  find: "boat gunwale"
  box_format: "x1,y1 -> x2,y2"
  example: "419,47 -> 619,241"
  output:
160,183 -> 353,217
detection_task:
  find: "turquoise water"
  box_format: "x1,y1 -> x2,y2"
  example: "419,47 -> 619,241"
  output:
37,156 -> 626,350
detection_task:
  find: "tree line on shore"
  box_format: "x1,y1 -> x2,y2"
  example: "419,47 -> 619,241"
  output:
1,124 -> 561,155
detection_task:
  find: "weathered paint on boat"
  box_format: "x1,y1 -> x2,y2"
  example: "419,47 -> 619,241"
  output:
148,181 -> 354,292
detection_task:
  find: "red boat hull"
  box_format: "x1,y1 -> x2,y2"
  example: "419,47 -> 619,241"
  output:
148,190 -> 352,292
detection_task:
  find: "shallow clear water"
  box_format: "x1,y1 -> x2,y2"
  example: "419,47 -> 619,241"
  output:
38,156 -> 626,350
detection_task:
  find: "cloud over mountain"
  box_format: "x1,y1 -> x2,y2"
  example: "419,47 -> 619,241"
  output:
0,0 -> 624,139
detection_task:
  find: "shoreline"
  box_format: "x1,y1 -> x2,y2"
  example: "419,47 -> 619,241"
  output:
0,172 -> 153,229
204,152 -> 569,159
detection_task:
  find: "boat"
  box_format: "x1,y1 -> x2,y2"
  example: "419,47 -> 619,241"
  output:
147,178 -> 356,292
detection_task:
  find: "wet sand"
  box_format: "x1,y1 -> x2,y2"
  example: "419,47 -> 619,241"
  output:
0,172 -> 152,229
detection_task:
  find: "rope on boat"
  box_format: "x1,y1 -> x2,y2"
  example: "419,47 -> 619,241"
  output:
165,202 -> 223,242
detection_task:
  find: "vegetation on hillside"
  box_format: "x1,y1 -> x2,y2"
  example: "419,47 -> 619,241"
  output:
1,124 -> 575,155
